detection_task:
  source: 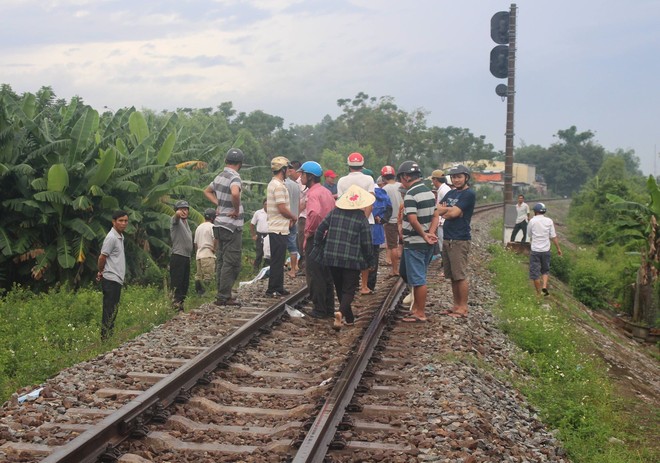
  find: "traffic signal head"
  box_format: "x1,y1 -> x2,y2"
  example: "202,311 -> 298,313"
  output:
490,45 -> 509,79
491,11 -> 509,44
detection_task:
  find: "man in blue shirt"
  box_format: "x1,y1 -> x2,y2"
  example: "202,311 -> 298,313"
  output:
436,165 -> 476,318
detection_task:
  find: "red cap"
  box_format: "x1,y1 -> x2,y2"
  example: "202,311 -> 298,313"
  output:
380,165 -> 395,176
347,152 -> 364,167
324,169 -> 337,178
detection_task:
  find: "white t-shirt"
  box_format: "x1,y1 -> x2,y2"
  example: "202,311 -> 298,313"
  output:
528,215 -> 556,253
436,183 -> 452,226
337,171 -> 376,224
250,208 -> 269,234
383,182 -> 403,224
194,221 -> 215,259
515,202 -> 530,224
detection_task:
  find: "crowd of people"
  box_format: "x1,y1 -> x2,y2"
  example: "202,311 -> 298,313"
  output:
96,148 -> 559,340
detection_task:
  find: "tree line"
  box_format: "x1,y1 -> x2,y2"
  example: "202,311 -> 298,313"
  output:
0,84 -> 654,294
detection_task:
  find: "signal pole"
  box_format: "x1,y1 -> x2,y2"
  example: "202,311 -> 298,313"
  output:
504,4 -> 517,204
491,4 -> 518,243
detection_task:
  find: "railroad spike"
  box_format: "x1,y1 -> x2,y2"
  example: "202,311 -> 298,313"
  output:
150,403 -> 170,423
197,371 -> 212,385
346,402 -> 363,413
174,387 -> 191,403
99,444 -> 122,462
329,438 -> 347,450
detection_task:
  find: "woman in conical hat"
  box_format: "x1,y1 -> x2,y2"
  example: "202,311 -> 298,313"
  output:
314,185 -> 375,330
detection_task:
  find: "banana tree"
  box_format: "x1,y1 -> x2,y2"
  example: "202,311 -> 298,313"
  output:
607,176 -> 660,325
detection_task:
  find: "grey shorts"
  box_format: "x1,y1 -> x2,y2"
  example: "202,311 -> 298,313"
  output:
529,251 -> 551,280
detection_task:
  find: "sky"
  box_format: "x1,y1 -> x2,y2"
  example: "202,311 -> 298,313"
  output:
1,0 -> 659,176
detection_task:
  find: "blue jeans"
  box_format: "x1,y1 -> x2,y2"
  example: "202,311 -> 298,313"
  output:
400,245 -> 434,287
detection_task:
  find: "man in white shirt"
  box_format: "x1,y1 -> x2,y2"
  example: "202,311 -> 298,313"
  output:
194,208 -> 216,295
527,202 -> 562,296
381,165 -> 402,275
430,169 -> 452,260
250,199 -> 268,272
510,194 -> 531,242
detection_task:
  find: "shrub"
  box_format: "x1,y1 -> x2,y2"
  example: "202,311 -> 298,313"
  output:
569,257 -> 612,309
550,249 -> 572,283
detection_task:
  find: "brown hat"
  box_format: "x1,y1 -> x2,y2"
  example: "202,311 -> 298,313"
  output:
427,169 -> 445,180
271,156 -> 291,171
336,185 -> 375,210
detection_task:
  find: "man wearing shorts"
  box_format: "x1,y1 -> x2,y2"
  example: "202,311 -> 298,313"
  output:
528,202 -> 562,296
436,165 -> 476,318
381,165 -> 402,276
396,161 -> 438,323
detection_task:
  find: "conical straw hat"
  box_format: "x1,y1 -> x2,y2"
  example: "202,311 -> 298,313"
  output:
336,184 -> 375,210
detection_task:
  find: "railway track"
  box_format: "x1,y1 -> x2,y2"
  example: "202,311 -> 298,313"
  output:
0,204 -> 569,462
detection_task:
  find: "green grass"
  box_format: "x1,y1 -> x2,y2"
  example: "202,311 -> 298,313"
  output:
488,244 -> 657,462
0,244 -> 262,404
0,284 -> 174,402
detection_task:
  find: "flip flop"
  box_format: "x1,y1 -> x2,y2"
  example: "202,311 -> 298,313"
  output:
447,312 -> 468,318
359,289 -> 374,295
401,315 -> 428,323
439,307 -> 461,315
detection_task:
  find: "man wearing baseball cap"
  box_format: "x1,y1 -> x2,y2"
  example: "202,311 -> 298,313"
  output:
170,200 -> 193,312
336,152 -> 376,222
204,147 -> 245,307
381,165 -> 402,276
323,170 -> 338,198
266,156 -> 297,297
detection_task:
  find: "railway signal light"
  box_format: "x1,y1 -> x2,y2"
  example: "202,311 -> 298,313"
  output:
495,84 -> 508,98
491,11 -> 510,45
490,45 -> 509,79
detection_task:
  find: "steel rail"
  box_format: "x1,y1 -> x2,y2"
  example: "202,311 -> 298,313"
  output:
291,278 -> 406,463
42,287 -> 309,463
291,200 -> 509,461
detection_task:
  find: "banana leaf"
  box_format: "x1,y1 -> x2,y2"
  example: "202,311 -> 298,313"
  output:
57,235 -> 76,268
88,147 -> 117,188
47,163 -> 69,192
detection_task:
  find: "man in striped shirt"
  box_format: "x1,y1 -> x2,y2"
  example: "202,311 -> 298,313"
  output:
266,156 -> 297,297
397,161 -> 438,323
204,148 -> 245,307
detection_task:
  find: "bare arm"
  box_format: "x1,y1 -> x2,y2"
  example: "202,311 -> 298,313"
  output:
229,184 -> 241,217
407,214 -> 438,245
96,254 -> 108,281
204,186 -> 218,206
276,202 -> 297,221
552,237 -> 562,256
428,207 -> 440,235
437,202 -> 463,220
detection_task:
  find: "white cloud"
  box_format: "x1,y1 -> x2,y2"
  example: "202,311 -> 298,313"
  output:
0,0 -> 658,174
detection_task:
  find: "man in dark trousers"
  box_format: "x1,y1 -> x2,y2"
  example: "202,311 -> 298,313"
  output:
97,210 -> 128,340
204,148 -> 245,306
170,200 -> 193,312
266,156 -> 297,297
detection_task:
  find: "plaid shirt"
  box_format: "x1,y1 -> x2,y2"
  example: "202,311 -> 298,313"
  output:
315,208 -> 374,270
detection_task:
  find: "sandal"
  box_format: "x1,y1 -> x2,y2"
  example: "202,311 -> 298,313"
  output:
333,312 -> 342,331
401,315 -> 428,323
